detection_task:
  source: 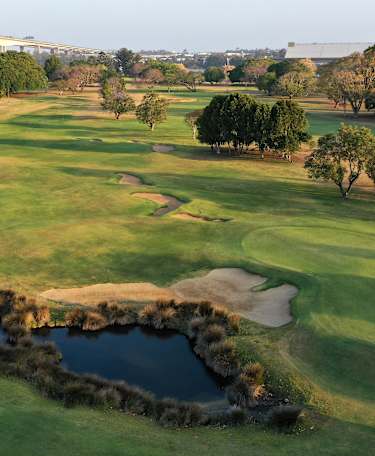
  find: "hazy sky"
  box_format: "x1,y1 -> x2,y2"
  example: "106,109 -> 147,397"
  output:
1,0 -> 374,51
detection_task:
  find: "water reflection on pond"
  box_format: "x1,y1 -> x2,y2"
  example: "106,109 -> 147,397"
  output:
32,325 -> 228,403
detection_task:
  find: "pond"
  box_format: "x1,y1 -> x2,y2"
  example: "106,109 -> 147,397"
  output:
30,325 -> 228,403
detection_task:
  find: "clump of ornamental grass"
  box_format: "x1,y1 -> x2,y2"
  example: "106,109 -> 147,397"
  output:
0,289 -> 17,315
82,311 -> 108,331
97,302 -> 137,326
227,362 -> 266,407
194,323 -> 226,356
64,308 -> 88,327
138,302 -> 177,330
206,339 -> 240,377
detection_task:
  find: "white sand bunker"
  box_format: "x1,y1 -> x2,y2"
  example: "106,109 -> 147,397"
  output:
40,268 -> 298,328
152,144 -> 175,153
132,192 -> 183,216
173,213 -> 229,223
171,269 -> 298,328
118,173 -> 143,186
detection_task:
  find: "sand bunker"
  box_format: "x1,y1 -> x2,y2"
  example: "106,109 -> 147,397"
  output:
173,213 -> 229,223
132,192 -> 183,216
119,174 -> 143,186
40,268 -> 298,328
171,269 -> 298,328
152,144 -> 175,153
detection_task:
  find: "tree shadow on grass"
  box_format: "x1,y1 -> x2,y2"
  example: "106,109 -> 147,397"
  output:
0,137 -> 150,155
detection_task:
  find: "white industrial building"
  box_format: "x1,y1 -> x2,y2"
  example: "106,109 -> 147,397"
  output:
285,42 -> 374,64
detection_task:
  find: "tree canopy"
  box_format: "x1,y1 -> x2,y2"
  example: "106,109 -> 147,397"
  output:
136,92 -> 169,130
197,94 -> 309,159
204,67 -> 225,84
44,55 -> 62,81
115,48 -> 141,76
305,124 -> 375,198
0,52 -> 47,97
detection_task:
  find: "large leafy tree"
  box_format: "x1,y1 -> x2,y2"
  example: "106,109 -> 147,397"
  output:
276,71 -> 317,99
136,92 -> 168,130
256,72 -> 277,95
305,124 -> 375,198
268,100 -> 310,161
0,51 -> 47,97
101,77 -> 135,119
44,55 -> 62,81
321,51 -> 375,115
204,67 -> 225,84
115,48 -> 141,76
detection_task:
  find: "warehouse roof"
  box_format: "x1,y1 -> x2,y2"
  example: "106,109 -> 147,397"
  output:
285,42 -> 374,59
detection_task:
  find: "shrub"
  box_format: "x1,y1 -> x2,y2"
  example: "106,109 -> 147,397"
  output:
138,304 -> 157,326
206,340 -> 240,377
268,405 -> 303,428
242,362 -> 265,386
97,387 -> 122,409
4,323 -> 28,343
63,381 -> 99,407
98,302 -> 138,326
82,312 -> 108,331
0,289 -> 16,315
33,306 -> 51,326
65,308 -> 87,327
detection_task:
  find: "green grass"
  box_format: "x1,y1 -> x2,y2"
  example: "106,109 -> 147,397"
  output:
0,87 -> 374,454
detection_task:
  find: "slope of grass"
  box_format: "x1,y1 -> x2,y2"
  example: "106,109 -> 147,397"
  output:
0,88 -> 374,454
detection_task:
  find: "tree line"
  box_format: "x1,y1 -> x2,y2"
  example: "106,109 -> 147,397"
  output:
195,93 -> 310,161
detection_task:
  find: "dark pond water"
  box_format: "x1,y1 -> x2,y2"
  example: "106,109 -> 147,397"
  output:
31,325 -> 228,403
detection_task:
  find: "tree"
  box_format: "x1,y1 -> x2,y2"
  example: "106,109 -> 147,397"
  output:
304,124 -> 375,198
253,103 -> 272,159
197,95 -> 227,153
321,75 -> 346,108
101,76 -> 135,120
204,54 -> 227,69
257,72 -> 277,95
197,94 -> 259,154
268,100 -> 310,161
0,52 -> 47,97
322,52 -> 375,115
365,92 -> 375,112
136,92 -> 168,130
102,92 -> 135,120
204,67 -> 225,84
276,71 -> 317,99
141,68 -> 164,86
44,55 -> 62,81
115,48 -> 141,76
185,110 -> 203,140
179,71 -> 204,92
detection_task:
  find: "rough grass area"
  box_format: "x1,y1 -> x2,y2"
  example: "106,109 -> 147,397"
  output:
0,86 -> 374,454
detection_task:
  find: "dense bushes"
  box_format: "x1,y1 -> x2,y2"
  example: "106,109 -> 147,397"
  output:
197,93 -> 310,160
0,290 -> 300,428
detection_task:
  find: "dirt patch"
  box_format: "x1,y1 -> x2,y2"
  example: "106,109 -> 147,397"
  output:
132,192 -> 183,216
41,268 -> 298,328
119,174 -> 143,186
173,213 -> 230,223
152,144 -> 175,153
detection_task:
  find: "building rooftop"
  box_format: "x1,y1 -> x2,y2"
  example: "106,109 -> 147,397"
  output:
285,42 -> 374,60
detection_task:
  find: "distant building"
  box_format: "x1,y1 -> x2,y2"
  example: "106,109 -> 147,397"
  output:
285,42 -> 374,64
